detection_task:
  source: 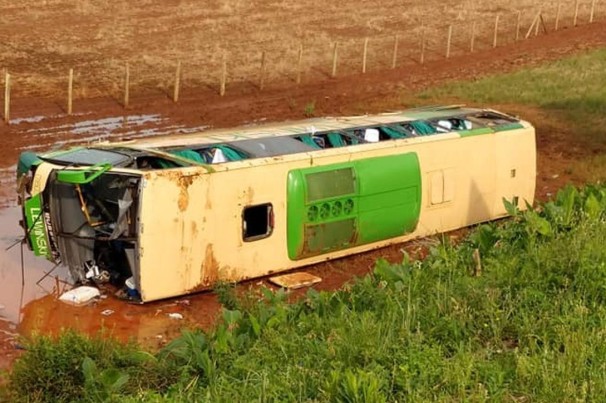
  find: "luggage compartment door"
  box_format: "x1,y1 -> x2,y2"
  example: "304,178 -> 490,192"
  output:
287,153 -> 421,260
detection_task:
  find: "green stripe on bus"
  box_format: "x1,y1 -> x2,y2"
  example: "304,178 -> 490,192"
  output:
493,122 -> 525,132
287,153 -> 421,260
24,194 -> 50,258
458,127 -> 494,137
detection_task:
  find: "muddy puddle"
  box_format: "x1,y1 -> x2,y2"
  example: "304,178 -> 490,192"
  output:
0,202 -> 222,350
13,113 -> 210,154
0,113 -> 221,354
0,206 -> 70,324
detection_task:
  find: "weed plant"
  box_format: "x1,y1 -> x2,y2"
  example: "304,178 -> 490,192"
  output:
6,185 -> 606,402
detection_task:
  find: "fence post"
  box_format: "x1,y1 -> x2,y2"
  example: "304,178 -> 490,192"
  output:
446,25 -> 453,58
539,14 -> 548,34
391,35 -> 399,69
590,0 -> 596,23
296,44 -> 303,84
259,51 -> 267,90
362,37 -> 368,73
173,61 -> 181,103
515,11 -> 521,41
331,42 -> 338,78
555,2 -> 562,31
220,54 -> 227,96
3,72 -> 10,124
535,11 -> 541,36
493,15 -> 500,47
574,0 -> 580,26
470,22 -> 476,52
123,63 -> 130,108
67,68 -> 73,115
526,12 -> 540,38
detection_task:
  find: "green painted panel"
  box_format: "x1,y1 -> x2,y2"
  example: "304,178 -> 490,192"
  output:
287,153 -> 421,260
287,163 -> 357,260
17,151 -> 41,178
404,108 -> 477,120
355,154 -> 421,244
493,122 -> 524,132
56,163 -> 112,184
286,170 -> 306,259
24,194 -> 50,258
458,127 -> 493,138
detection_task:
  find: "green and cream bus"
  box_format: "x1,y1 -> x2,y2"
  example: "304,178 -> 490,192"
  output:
17,105 -> 536,302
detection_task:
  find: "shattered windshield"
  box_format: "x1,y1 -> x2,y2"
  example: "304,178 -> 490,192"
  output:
42,148 -> 132,167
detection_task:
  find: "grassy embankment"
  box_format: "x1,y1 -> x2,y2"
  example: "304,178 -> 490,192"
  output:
3,48 -> 606,402
417,47 -> 606,181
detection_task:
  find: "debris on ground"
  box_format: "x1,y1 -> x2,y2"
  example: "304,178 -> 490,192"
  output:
100,309 -> 114,316
167,313 -> 184,320
269,272 -> 322,290
58,286 -> 100,306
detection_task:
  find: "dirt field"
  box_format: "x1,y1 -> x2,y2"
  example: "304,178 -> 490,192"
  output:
1,1 -> 606,380
0,0 -> 602,99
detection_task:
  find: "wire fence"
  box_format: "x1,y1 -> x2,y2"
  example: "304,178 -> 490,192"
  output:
1,0 -> 603,123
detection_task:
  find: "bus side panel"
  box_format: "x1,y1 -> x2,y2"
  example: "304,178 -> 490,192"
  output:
287,163 -> 358,260
492,125 -> 536,214
286,170 -> 305,260
287,153 -> 422,260
137,171 -> 209,302
355,153 -> 421,244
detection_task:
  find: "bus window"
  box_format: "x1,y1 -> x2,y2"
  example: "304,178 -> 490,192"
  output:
401,121 -> 438,136
297,134 -> 322,149
379,126 -> 408,139
242,203 -> 274,241
194,145 -> 247,163
434,118 -> 473,132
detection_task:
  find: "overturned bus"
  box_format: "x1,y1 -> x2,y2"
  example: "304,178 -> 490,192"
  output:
17,106 -> 536,302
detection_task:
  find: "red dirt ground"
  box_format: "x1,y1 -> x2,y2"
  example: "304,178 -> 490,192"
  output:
1,21 -> 606,379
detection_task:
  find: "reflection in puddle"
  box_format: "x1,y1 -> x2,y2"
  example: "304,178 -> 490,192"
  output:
20,114 -> 208,138
0,113 -> 219,349
0,206 -> 221,348
0,166 -> 17,208
15,114 -> 210,153
0,207 -> 69,324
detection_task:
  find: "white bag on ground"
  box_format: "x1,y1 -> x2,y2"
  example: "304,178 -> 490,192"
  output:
59,286 -> 100,306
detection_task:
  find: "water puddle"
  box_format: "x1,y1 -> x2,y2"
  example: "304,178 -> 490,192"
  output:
19,114 -> 207,137
0,166 -> 17,208
0,113 -> 222,350
0,207 -> 70,325
11,113 -> 210,156
0,205 -> 221,348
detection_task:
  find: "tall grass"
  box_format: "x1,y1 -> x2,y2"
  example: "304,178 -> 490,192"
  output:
6,185 -> 606,401
418,48 -> 606,150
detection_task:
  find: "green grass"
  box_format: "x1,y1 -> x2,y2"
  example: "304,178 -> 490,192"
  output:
418,48 -> 606,149
6,185 -> 606,402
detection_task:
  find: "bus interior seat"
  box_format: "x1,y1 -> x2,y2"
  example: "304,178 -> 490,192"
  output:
364,128 -> 380,142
